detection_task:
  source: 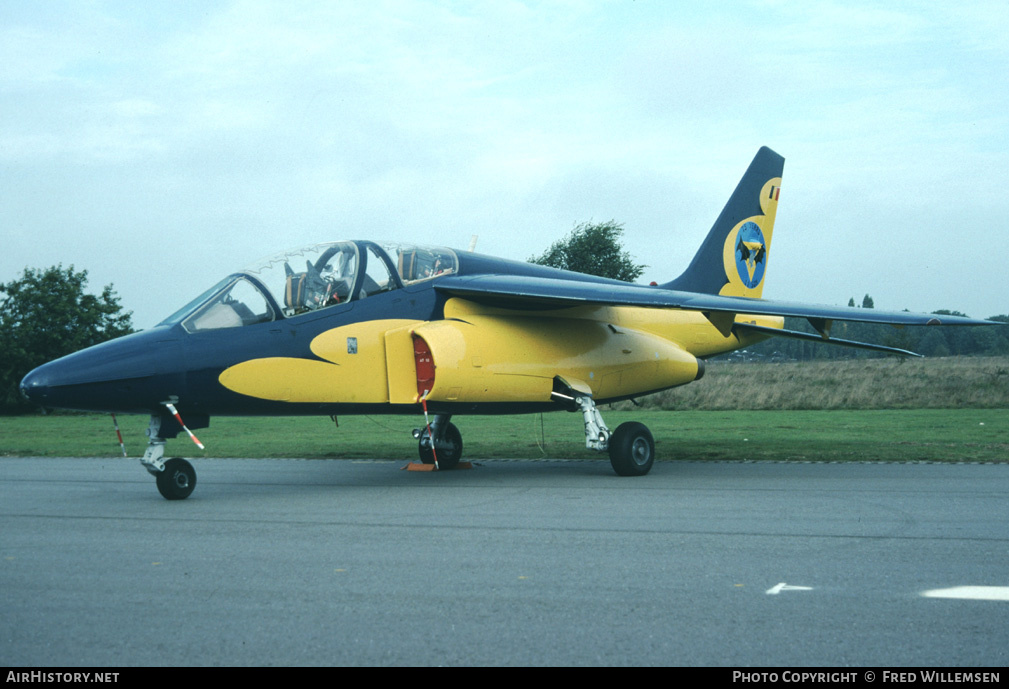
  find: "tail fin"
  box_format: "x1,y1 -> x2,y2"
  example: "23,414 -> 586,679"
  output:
662,147 -> 784,298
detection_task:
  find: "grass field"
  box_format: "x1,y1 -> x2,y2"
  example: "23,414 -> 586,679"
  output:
619,356 -> 1009,410
3,356 -> 1007,463
2,408 -> 1006,463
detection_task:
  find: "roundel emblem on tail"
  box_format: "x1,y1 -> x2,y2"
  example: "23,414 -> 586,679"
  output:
734,221 -> 766,288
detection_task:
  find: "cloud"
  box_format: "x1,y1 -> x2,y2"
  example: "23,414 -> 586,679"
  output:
1,1 -> 1007,327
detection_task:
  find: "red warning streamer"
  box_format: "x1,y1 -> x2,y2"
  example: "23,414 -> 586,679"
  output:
111,414 -> 127,457
420,392 -> 438,470
164,402 -> 205,450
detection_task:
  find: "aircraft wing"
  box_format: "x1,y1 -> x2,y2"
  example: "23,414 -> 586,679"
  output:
435,274 -> 994,327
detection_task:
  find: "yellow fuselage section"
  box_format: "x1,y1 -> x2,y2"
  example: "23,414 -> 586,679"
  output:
218,298 -> 781,406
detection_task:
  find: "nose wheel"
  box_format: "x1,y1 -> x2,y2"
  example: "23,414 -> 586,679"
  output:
155,457 -> 197,500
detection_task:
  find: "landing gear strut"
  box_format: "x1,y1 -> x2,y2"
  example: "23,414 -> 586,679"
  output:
414,413 -> 464,470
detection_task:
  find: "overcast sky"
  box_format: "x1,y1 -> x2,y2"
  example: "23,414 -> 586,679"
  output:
3,0 -> 1007,329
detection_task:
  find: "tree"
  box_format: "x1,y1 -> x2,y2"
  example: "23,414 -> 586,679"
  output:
1,265 -> 133,413
529,221 -> 646,282
862,294 -> 874,309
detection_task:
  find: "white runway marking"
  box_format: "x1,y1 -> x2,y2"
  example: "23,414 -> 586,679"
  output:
921,586 -> 1009,601
766,582 -> 813,595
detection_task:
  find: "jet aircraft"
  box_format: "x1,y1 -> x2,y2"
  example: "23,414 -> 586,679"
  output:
19,147 -> 993,499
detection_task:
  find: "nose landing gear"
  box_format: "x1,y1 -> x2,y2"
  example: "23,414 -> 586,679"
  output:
140,411 -> 200,500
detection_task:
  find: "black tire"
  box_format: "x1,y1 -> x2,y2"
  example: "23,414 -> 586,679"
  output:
608,422 -> 655,477
156,457 -> 197,500
418,422 -> 463,470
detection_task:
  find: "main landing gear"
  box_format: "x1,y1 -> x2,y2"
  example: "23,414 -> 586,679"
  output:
607,421 -> 655,477
410,398 -> 655,477
567,392 -> 656,476
414,413 -> 463,470
141,415 -> 197,500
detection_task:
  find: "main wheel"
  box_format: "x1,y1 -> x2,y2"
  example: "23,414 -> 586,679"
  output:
608,422 -> 655,477
419,422 -> 463,470
156,457 -> 197,500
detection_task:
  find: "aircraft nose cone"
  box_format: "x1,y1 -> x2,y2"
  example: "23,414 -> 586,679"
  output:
17,327 -> 187,413
20,366 -> 52,406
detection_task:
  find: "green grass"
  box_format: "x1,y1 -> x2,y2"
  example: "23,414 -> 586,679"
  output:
2,409 -> 1007,463
5,357 -> 1008,462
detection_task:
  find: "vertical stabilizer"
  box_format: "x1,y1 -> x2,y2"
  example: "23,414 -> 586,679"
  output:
662,147 -> 784,298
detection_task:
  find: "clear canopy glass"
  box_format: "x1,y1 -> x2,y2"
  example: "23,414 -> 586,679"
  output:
159,241 -> 459,332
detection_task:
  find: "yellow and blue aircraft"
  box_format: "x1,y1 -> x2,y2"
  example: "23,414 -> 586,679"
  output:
19,147 -> 993,499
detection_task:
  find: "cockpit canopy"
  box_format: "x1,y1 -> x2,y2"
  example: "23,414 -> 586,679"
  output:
159,241 -> 458,333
